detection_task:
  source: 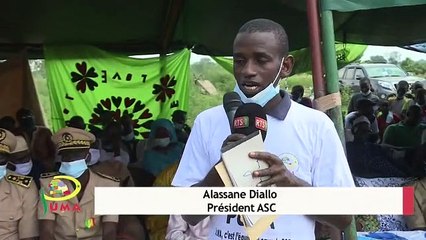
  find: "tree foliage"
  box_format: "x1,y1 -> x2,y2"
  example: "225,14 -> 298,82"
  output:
400,58 -> 426,76
368,55 -> 387,63
190,57 -> 235,92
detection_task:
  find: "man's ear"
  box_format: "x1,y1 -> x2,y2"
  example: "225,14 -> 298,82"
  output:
281,55 -> 294,79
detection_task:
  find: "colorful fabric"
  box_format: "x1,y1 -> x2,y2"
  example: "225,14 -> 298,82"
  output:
145,162 -> 180,240
140,119 -> 184,176
356,215 -> 380,232
354,177 -> 417,231
45,46 -> 190,138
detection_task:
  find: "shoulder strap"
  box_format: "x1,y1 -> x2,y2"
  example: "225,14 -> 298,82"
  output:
6,174 -> 33,188
93,171 -> 120,182
40,172 -> 60,178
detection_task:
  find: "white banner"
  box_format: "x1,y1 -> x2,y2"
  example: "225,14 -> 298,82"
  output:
94,187 -> 413,215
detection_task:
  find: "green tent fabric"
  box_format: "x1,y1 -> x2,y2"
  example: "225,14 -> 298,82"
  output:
321,0 -> 426,11
45,46 -> 190,138
0,1 -> 425,58
212,43 -> 367,75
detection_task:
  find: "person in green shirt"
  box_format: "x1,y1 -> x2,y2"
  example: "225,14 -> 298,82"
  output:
383,105 -> 426,147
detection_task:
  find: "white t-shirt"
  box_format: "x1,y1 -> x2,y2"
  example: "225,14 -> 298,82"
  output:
344,111 -> 379,142
172,102 -> 355,240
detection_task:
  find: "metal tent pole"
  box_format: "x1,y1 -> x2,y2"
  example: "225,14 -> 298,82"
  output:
320,7 -> 358,240
306,0 -> 326,99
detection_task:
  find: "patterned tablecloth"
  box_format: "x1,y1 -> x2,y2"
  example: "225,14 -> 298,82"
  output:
357,231 -> 426,240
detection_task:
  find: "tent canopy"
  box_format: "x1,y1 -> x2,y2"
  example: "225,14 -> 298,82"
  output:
1,0 -> 425,58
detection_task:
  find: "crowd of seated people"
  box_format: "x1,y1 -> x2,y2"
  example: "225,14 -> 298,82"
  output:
0,107 -> 209,240
0,79 -> 424,239
344,80 -> 426,232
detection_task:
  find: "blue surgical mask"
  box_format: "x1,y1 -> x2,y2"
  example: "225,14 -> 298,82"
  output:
87,149 -> 100,166
174,123 -> 184,130
59,158 -> 88,178
152,138 -> 171,148
121,131 -> 135,142
0,164 -> 6,180
234,58 -> 284,107
361,90 -> 371,96
11,160 -> 33,175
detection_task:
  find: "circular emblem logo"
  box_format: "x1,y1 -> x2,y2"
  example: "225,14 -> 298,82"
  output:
48,179 -> 71,197
0,129 -> 6,142
43,175 -> 81,202
62,133 -> 73,143
279,153 -> 299,172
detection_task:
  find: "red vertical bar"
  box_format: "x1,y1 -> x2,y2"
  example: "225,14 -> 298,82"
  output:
306,0 -> 326,99
403,186 -> 414,215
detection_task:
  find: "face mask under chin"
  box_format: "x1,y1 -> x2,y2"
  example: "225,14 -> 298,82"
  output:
234,58 -> 285,107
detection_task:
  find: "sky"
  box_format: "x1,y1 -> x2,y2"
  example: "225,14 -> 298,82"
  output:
189,45 -> 426,63
360,45 -> 426,62
131,45 -> 426,64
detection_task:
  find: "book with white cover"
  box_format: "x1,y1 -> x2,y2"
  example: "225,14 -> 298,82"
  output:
221,131 -> 270,188
221,131 -> 270,227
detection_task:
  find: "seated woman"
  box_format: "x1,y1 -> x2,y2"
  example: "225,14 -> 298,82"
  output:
136,119 -> 184,177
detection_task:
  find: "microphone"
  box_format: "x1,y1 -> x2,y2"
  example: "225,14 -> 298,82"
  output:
232,103 -> 267,141
223,92 -> 242,129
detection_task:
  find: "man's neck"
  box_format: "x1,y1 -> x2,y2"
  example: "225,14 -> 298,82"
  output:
23,126 -> 36,136
76,169 -> 90,199
403,121 -> 418,127
263,93 -> 282,113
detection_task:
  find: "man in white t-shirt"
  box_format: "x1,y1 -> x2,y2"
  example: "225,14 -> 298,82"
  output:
344,99 -> 380,143
172,18 -> 354,239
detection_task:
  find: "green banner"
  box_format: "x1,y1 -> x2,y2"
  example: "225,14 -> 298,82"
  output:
212,43 -> 367,75
45,46 -> 190,138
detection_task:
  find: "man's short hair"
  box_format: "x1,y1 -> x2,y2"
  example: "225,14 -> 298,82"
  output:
356,99 -> 375,109
359,78 -> 371,85
16,108 -> 33,120
416,88 -> 426,97
238,18 -> 289,57
66,116 -> 85,130
412,81 -> 424,91
172,110 -> 187,121
397,80 -> 409,88
407,105 -> 422,119
351,115 -> 371,134
379,99 -> 389,107
291,85 -> 304,94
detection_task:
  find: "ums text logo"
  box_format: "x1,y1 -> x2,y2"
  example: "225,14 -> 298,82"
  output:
40,175 -> 82,215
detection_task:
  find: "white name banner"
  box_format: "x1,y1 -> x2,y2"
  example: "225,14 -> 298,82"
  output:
94,187 -> 414,215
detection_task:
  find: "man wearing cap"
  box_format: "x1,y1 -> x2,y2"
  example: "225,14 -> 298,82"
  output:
344,99 -> 379,142
59,121 -> 145,239
38,127 -> 119,240
0,128 -> 39,240
7,136 -> 41,188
